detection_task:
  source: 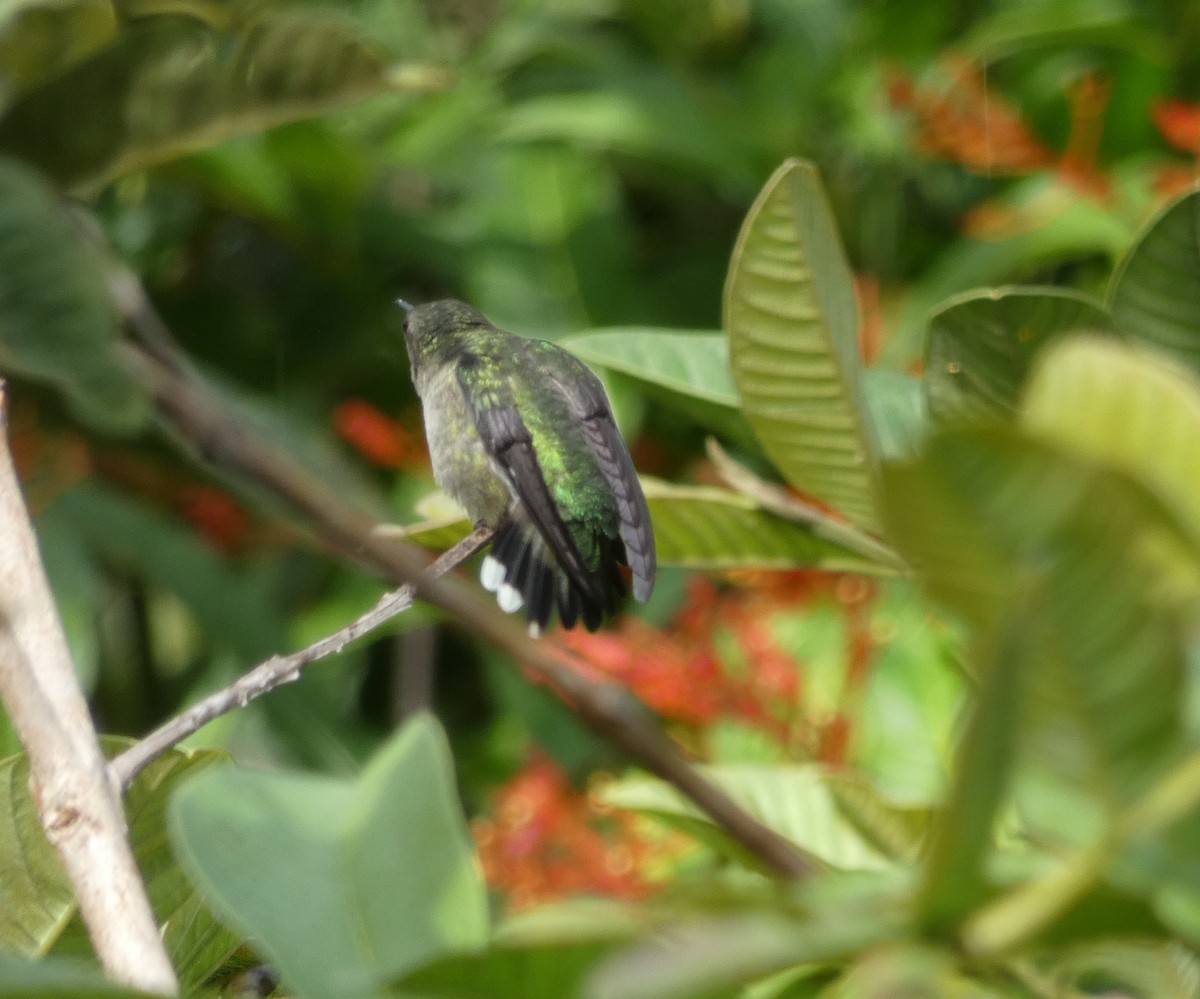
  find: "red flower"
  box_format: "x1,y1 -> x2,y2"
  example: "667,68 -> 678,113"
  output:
889,59 -> 1052,176
1154,100 -> 1200,154
178,485 -> 251,555
473,754 -> 680,911
333,399 -> 413,470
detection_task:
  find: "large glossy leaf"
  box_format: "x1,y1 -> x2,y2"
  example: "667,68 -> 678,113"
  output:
1021,335 -> 1200,547
1110,186 -> 1200,371
925,287 -> 1116,424
169,713 -> 488,999
0,156 -> 145,431
724,158 -> 880,532
0,6 -> 405,193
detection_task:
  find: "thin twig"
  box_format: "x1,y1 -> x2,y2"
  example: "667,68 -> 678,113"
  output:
0,384 -> 178,996
109,271 -> 816,880
110,528 -> 491,790
705,437 -> 907,571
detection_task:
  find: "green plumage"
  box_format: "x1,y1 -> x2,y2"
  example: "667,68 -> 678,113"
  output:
401,299 -> 655,631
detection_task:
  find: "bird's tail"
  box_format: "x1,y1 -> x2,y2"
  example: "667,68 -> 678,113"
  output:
480,515 -> 625,634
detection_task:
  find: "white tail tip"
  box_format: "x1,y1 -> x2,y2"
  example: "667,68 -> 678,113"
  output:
480,555 -> 505,592
497,583 -> 524,614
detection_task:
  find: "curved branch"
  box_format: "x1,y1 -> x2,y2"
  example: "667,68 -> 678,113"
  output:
111,527 -> 491,789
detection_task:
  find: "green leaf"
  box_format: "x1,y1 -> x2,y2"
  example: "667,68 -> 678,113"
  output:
1050,940 -> 1200,999
0,755 -> 73,957
584,913 -> 888,999
824,773 -> 932,866
882,177 -> 1136,369
0,7 -> 407,193
883,429 -> 1195,805
827,944 -> 997,999
122,747 -> 240,991
917,609 -> 1031,934
562,329 -> 737,408
1021,335 -> 1200,549
724,158 -> 880,532
643,480 -> 884,574
602,765 -> 893,872
0,952 -> 152,997
168,713 -> 489,999
1,742 -> 235,982
0,156 -> 145,431
561,328 -> 756,447
401,480 -> 888,575
400,942 -> 616,999
925,287 -> 1116,424
959,0 -> 1156,62
0,0 -> 116,105
861,370 -> 928,462
1110,185 -> 1200,371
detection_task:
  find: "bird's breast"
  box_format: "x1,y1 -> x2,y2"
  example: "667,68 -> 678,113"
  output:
419,367 -> 510,524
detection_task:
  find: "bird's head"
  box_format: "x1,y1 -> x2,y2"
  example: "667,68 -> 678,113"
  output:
397,298 -> 491,364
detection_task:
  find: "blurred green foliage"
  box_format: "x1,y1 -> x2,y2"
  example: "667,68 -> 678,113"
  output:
4,0 -> 1200,996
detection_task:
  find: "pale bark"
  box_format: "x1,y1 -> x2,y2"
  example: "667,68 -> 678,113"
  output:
0,384 -> 178,996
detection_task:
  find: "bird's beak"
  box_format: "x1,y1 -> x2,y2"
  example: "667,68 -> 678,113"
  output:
395,298 -> 416,315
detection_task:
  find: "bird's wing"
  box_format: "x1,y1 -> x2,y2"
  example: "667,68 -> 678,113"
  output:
455,354 -> 602,601
536,344 -> 657,602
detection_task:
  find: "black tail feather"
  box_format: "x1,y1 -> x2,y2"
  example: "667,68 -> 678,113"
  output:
488,516 -> 625,632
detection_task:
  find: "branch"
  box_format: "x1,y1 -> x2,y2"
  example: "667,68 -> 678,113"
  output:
110,271 -> 816,881
0,384 -> 178,996
111,527 -> 491,789
706,437 -> 907,572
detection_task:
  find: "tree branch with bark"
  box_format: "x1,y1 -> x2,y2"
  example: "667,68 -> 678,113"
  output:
0,384 -> 179,996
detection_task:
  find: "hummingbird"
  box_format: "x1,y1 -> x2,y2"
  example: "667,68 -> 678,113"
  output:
398,299 -> 656,633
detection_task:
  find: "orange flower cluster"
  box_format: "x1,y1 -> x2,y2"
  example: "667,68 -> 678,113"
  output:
472,753 -> 679,912
558,571 -> 878,757
478,570 -> 880,909
888,59 -> 1053,176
